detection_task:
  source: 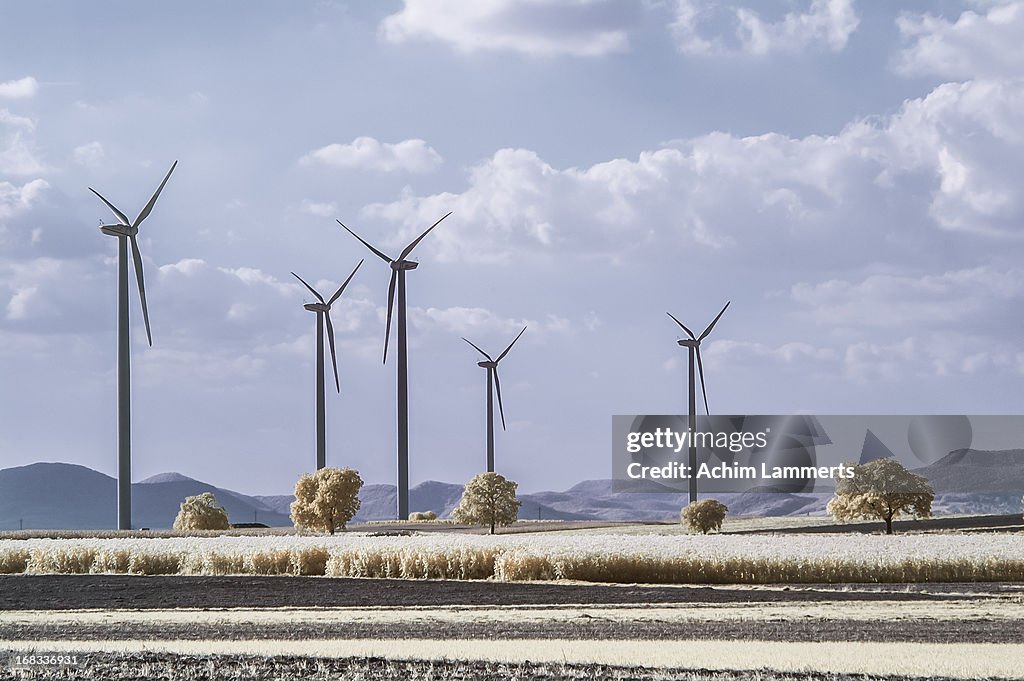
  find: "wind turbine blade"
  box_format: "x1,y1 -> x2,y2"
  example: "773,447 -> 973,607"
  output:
89,189 -> 130,226
398,211 -> 452,261
493,367 -> 507,431
383,270 -> 397,363
129,235 -> 152,346
666,312 -> 697,340
696,347 -> 710,415
133,161 -> 177,228
328,259 -> 363,306
496,325 -> 527,362
461,337 -> 493,362
337,220 -> 392,264
698,301 -> 731,341
325,311 -> 340,393
290,272 -> 325,304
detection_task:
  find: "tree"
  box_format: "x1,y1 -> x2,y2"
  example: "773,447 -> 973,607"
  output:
680,499 -> 728,534
173,492 -> 230,531
452,472 -> 521,534
827,458 -> 934,535
290,467 -> 363,534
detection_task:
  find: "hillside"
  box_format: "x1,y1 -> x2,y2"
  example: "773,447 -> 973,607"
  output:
1,459 -> 1020,530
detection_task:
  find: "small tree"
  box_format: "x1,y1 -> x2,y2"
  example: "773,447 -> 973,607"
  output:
173,492 -> 230,531
452,472 -> 521,534
290,467 -> 363,534
827,458 -> 934,535
680,499 -> 728,534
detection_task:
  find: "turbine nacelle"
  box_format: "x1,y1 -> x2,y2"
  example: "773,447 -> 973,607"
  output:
677,339 -> 699,348
477,360 -> 497,369
304,302 -> 330,313
391,260 -> 419,271
100,224 -> 138,238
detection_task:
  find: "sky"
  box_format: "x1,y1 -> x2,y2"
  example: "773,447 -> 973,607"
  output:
1,0 -> 1023,496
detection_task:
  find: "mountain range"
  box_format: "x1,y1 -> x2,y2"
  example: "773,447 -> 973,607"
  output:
1,449 -> 1022,530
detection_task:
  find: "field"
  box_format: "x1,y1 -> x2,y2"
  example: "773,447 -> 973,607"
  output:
1,519 -> 1023,679
2,530 -> 1023,583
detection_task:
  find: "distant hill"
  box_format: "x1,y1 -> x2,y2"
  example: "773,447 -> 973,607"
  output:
0,463 -> 290,530
1,458 -> 1021,530
914,449 -> 1024,493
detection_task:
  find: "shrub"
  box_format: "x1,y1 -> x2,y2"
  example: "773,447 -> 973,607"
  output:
452,472 -> 521,535
27,546 -> 96,573
290,467 -> 363,534
408,511 -> 437,522
681,499 -> 728,534
0,549 -> 29,574
827,458 -> 934,535
173,492 -> 230,531
290,546 -> 329,575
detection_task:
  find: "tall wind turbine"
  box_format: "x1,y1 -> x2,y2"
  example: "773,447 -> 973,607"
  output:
667,301 -> 730,505
463,326 -> 527,473
90,161 -> 177,530
338,212 -> 452,519
291,260 -> 363,470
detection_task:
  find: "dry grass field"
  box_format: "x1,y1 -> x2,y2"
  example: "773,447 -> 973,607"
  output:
1,518 -> 1022,679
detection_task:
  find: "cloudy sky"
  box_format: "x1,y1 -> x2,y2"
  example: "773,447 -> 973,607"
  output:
1,0 -> 1023,496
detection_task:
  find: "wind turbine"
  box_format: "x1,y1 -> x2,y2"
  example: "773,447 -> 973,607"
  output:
667,301 -> 730,505
90,161 -> 177,530
463,326 -> 527,473
291,259 -> 363,470
338,212 -> 452,520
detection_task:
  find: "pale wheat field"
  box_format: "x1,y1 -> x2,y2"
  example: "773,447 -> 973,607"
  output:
1,533 -> 1022,583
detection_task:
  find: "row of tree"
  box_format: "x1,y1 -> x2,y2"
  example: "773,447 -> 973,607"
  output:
173,469 -> 522,535
174,458 -> 937,536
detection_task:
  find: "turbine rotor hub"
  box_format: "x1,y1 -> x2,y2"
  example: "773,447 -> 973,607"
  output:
391,260 -> 418,271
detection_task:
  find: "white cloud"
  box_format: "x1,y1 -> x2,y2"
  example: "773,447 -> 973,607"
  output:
671,0 -> 859,56
0,109 -> 45,175
0,77 -> 39,99
895,2 -> 1024,79
791,266 -> 1024,328
705,339 -> 839,367
5,285 -> 40,320
301,136 -> 442,173
300,200 -> 338,217
0,178 -> 48,221
409,305 -> 566,339
73,141 -> 105,167
379,0 -> 637,57
843,338 -> 917,382
362,78 -> 1024,264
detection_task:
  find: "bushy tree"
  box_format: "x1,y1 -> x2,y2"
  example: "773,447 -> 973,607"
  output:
827,458 -> 934,535
173,492 -> 230,531
452,472 -> 521,534
290,467 -> 363,534
680,499 -> 728,534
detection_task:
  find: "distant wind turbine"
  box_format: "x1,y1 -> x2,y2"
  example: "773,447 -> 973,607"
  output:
667,301 -> 730,505
338,212 -> 451,520
463,326 -> 527,473
291,259 -> 363,470
90,161 -> 177,530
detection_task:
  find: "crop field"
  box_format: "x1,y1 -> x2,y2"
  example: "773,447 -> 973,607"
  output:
1,532 -> 1023,583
